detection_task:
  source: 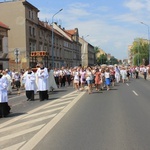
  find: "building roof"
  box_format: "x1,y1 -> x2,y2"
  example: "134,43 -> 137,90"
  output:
66,29 -> 76,35
65,29 -> 77,38
38,20 -> 64,38
0,21 -> 9,30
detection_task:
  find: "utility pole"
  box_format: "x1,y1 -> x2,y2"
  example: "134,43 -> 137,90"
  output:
14,48 -> 20,71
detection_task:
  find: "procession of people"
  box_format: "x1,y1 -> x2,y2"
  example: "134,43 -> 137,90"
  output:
0,62 -> 150,118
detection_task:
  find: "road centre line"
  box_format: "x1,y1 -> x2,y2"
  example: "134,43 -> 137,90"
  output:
0,91 -> 78,129
132,90 -> 138,96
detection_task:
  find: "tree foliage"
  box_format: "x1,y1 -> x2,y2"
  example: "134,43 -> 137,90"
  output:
96,54 -> 107,65
131,38 -> 149,65
94,46 -> 100,54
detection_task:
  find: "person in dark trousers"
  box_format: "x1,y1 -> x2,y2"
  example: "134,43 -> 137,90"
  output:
0,73 -> 11,118
36,62 -> 49,101
143,66 -> 147,80
135,67 -> 139,79
60,67 -> 66,87
22,68 -> 36,101
66,68 -> 71,86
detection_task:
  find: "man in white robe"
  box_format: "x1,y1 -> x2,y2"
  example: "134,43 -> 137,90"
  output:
36,62 -> 49,101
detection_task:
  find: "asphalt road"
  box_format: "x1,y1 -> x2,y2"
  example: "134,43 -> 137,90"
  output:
0,78 -> 150,150
34,78 -> 150,150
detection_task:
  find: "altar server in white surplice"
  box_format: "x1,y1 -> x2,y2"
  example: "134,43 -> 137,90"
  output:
2,69 -> 12,94
0,73 -> 11,117
23,68 -> 36,101
36,62 -> 49,101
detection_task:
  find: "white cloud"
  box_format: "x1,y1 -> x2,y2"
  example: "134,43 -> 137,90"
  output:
97,6 -> 110,12
112,13 -> 139,23
124,0 -> 150,12
37,1 -> 148,59
124,0 -> 145,11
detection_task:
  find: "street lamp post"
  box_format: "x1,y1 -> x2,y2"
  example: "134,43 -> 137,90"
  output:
81,35 -> 89,66
51,8 -> 63,69
134,38 -> 140,66
141,22 -> 150,65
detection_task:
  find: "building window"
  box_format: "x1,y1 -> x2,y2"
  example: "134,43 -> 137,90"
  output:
29,10 -> 34,20
33,43 -> 36,51
0,38 -> 2,52
44,45 -> 47,51
29,10 -> 32,19
32,11 -> 34,20
33,27 -> 36,36
29,26 -> 32,36
0,63 -> 3,70
29,42 -> 36,51
39,30 -> 42,38
40,44 -> 43,51
29,42 -> 32,51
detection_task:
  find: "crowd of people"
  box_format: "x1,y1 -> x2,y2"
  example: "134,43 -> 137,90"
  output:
0,62 -> 150,118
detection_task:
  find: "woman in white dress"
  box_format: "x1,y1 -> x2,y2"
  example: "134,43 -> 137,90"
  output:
120,67 -> 127,83
73,67 -> 80,91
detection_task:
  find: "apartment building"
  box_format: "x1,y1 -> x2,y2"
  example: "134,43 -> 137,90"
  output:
52,23 -> 81,67
79,37 -> 95,66
0,0 -> 81,70
0,21 -> 9,70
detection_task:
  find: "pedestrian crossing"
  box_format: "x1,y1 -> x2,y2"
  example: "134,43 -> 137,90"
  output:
0,91 -> 85,150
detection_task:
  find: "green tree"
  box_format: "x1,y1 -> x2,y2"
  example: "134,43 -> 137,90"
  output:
110,57 -> 119,65
97,54 -> 107,65
94,46 -> 100,54
131,38 -> 149,66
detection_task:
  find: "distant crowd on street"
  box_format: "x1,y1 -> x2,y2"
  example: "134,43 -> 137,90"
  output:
0,62 -> 150,118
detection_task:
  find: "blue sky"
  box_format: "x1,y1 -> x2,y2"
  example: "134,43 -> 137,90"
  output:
2,0 -> 150,60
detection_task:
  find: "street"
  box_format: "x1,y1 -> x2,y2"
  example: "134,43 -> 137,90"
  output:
0,77 -> 150,150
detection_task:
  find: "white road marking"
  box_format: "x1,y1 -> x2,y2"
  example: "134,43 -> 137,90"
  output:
0,124 -> 45,142
126,83 -> 129,86
2,141 -> 26,150
22,107 -> 64,119
44,101 -> 71,109
20,91 -> 86,150
0,91 -> 77,129
0,114 -> 56,133
133,90 -> 138,96
8,93 -> 25,100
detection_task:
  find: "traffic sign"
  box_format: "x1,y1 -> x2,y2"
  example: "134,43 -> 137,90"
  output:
15,58 -> 20,63
14,48 -> 20,55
